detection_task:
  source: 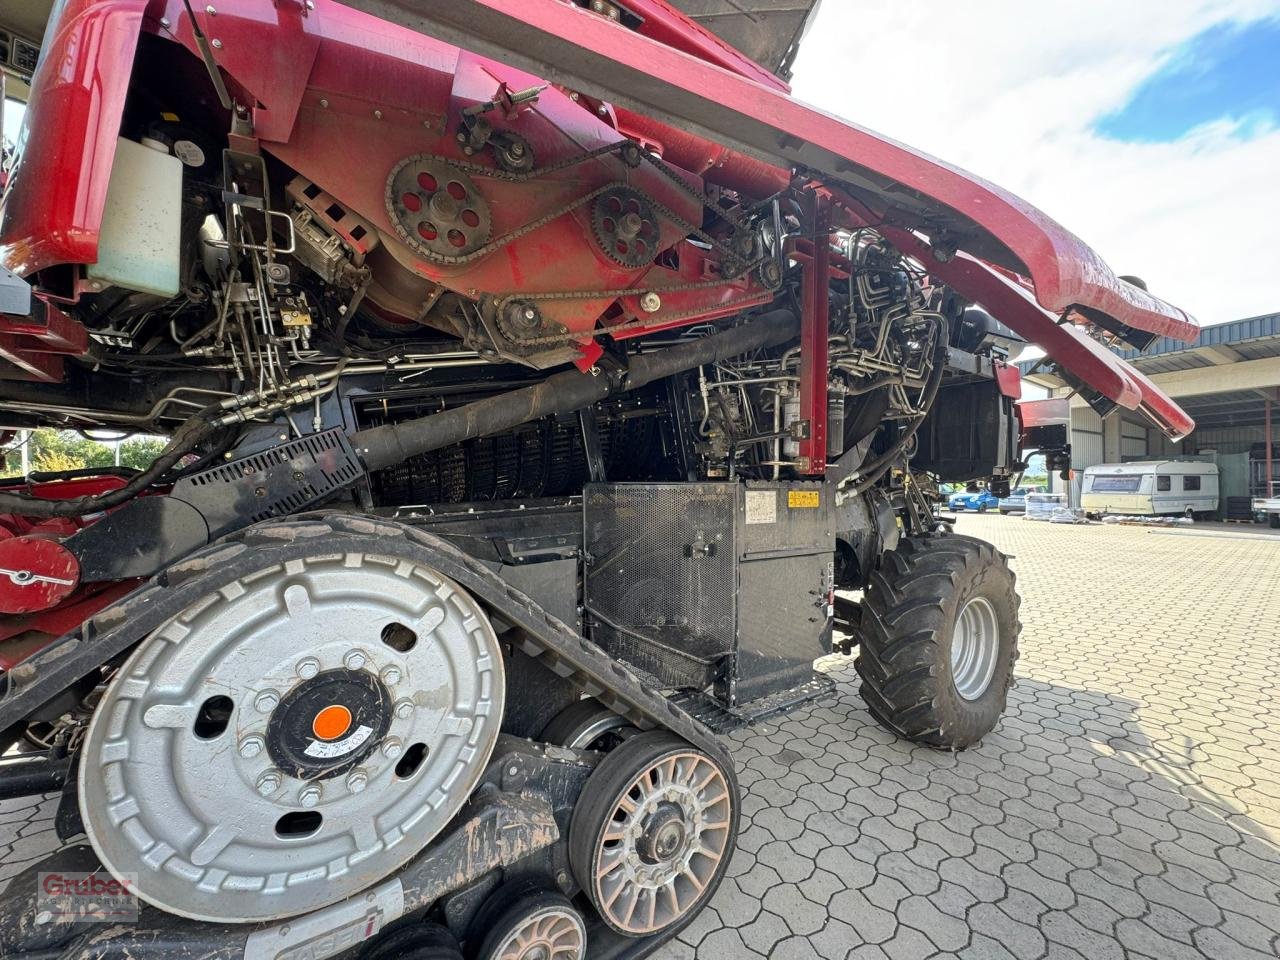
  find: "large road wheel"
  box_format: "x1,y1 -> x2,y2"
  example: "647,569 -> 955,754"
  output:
77,546 -> 506,923
568,731 -> 737,937
856,534 -> 1020,750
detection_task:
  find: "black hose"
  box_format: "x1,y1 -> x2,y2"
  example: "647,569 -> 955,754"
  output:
0,415 -> 216,518
353,310 -> 799,473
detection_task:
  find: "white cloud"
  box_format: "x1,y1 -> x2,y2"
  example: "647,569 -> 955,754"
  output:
789,1 -> 1280,327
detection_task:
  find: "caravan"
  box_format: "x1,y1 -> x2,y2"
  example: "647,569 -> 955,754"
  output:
1081,461 -> 1219,518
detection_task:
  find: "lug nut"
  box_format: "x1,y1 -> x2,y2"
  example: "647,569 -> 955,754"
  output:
256,771 -> 282,796
239,735 -> 265,759
381,665 -> 402,685
343,649 -> 367,671
255,690 -> 280,713
394,699 -> 415,720
296,657 -> 321,679
382,737 -> 403,759
298,784 -> 323,808
347,769 -> 369,793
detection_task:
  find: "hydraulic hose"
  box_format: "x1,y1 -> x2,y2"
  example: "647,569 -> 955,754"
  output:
353,309 -> 799,472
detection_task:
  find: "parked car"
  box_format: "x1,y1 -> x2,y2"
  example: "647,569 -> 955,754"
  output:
998,486 -> 1046,514
948,489 -> 1002,512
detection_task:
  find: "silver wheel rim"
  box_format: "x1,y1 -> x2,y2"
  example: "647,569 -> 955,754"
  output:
79,552 -> 504,923
951,595 -> 1000,700
592,751 -> 732,935
490,904 -> 586,960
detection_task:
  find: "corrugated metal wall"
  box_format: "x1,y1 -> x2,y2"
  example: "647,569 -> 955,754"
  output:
1194,425 -> 1279,456
1058,407 -> 1104,506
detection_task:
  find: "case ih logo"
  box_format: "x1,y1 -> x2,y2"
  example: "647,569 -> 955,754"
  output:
37,872 -> 139,923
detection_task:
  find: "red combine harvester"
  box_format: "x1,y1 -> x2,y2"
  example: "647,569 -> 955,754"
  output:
0,1 -> 1194,957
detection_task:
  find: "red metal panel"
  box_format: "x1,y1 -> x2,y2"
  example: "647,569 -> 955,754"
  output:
797,195 -> 830,474
0,0 -> 150,277
343,0 -> 1198,344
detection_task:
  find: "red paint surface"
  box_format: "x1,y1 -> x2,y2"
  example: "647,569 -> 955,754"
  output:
0,0 -> 149,277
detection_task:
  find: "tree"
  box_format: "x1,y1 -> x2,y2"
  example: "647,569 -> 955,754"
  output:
1,430 -> 167,478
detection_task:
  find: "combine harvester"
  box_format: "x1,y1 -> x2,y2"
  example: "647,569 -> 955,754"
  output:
0,1 -> 1195,957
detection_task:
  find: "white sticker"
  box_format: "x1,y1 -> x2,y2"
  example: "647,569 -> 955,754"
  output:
744,490 -> 777,525
173,139 -> 206,168
304,724 -> 374,759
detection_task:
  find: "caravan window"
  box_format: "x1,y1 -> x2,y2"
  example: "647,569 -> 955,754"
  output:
1091,475 -> 1142,493
1183,475 -> 1202,491
1157,476 -> 1171,491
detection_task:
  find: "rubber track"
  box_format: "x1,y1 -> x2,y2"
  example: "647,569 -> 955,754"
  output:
0,515 -> 734,776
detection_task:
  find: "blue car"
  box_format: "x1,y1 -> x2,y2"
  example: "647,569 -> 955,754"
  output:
947,489 -> 1001,512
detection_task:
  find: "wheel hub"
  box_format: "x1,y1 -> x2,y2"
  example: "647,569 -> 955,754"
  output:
265,669 -> 391,780
950,594 -> 1000,700
637,802 -> 688,864
79,551 -> 505,923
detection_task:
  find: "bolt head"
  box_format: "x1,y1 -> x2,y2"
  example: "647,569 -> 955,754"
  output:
256,771 -> 282,796
382,738 -> 403,759
373,109 -> 383,120
256,690 -> 280,713
239,735 -> 265,759
344,649 -> 368,671
211,38 -> 222,49
205,5 -> 216,14
640,291 -> 662,313
381,665 -> 402,685
394,699 -> 415,720
299,785 -> 322,808
160,17 -> 171,27
319,98 -> 329,108
296,657 -> 321,679
346,770 -> 368,793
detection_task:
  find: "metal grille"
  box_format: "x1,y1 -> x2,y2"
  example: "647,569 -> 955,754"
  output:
583,483 -> 736,688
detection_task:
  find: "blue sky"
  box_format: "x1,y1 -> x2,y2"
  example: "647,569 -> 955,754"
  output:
1097,18 -> 1280,142
791,1 -> 1280,327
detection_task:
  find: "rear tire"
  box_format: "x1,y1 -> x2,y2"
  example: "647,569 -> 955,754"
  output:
856,535 -> 1020,750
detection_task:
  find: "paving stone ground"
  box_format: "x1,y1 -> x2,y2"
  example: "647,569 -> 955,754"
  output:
2,516 -> 1278,959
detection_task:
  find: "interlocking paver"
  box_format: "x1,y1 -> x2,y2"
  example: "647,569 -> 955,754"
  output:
1,517 -> 1278,959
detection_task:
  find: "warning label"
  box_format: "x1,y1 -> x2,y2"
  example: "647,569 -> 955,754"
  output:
788,490 -> 820,509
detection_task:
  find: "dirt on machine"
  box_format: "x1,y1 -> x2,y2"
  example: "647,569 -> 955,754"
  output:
0,1 -> 1197,958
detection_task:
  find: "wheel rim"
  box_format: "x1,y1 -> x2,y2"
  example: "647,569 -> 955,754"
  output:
488,904 -> 586,960
79,552 -> 504,923
950,595 -> 1000,700
591,751 -> 732,935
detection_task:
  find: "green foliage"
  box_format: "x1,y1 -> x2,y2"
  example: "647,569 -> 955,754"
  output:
1,429 -> 166,478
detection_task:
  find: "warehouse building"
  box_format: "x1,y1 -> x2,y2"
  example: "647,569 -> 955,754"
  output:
1021,312 -> 1280,512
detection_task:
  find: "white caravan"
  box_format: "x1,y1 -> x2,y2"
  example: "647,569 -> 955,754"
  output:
1081,460 -> 1219,518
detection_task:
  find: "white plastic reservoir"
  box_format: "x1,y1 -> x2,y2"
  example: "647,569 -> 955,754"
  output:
86,137 -> 183,297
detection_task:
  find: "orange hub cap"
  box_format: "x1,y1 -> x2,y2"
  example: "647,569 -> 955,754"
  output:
311,704 -> 353,741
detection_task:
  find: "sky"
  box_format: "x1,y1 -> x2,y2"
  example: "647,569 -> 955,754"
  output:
789,1 -> 1280,328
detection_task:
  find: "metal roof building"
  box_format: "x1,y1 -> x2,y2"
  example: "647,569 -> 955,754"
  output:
1021,313 -> 1280,509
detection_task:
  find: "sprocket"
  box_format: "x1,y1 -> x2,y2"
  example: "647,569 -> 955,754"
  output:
387,155 -> 493,261
591,186 -> 662,269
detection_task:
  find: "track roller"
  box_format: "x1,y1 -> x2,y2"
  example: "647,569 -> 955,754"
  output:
539,698 -> 634,751
568,731 -> 737,937
475,888 -> 587,960
361,921 -> 463,960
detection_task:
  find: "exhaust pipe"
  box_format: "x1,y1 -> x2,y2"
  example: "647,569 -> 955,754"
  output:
352,310 -> 798,472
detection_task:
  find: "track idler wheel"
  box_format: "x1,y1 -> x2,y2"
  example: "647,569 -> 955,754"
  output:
475,889 -> 587,960
361,921 -> 463,960
77,546 -> 506,923
568,731 -> 737,937
539,697 -> 634,751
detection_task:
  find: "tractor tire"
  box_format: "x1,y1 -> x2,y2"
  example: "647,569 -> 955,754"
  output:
856,534 -> 1020,750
